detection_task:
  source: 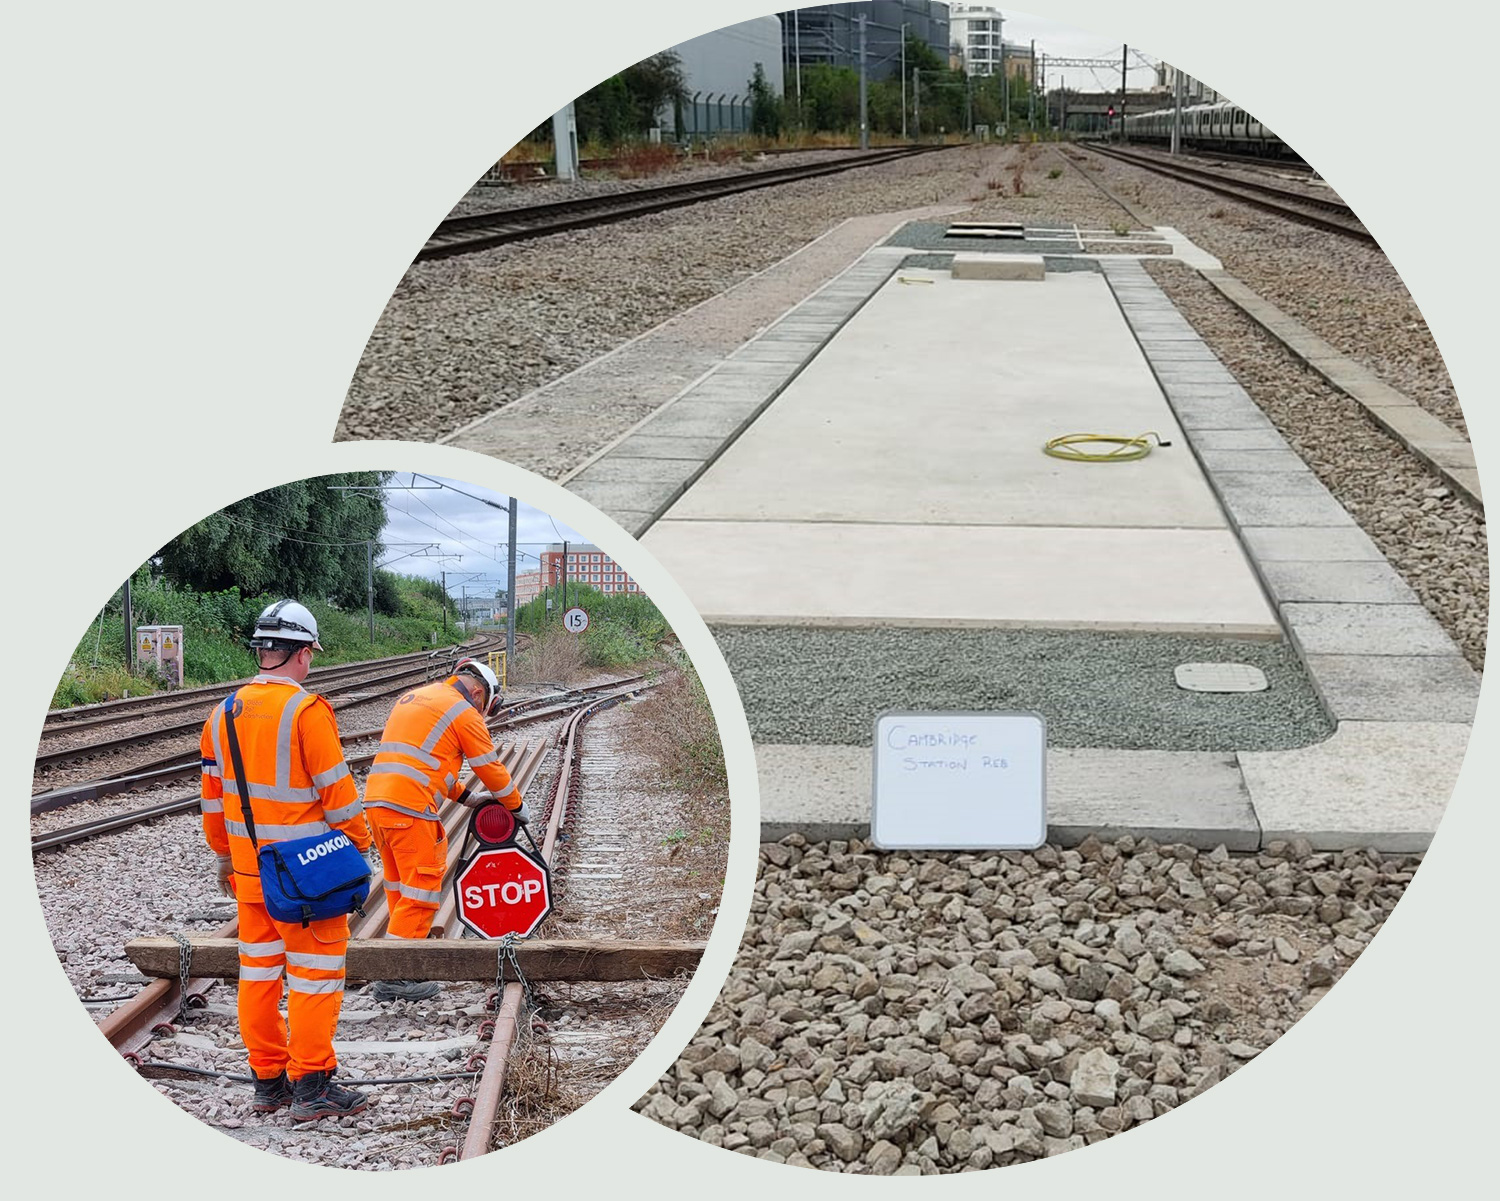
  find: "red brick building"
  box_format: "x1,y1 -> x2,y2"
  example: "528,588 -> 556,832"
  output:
539,543 -> 645,597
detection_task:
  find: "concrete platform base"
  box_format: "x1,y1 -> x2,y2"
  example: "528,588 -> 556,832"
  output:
757,743 -> 1260,850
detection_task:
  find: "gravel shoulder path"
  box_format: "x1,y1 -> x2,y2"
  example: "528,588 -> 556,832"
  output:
636,834 -> 1416,1173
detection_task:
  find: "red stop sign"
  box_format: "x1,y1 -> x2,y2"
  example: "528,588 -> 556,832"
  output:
455,847 -> 552,939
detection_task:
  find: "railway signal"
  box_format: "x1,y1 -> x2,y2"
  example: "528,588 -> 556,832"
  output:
455,844 -> 552,939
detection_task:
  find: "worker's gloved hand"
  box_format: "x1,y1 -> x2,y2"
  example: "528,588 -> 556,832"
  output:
215,855 -> 235,898
512,801 -> 531,826
460,784 -> 491,809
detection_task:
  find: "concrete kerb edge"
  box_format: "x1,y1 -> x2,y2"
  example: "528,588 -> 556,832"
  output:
1097,266 -> 1469,854
440,207 -> 938,450
560,228 -> 932,525
1196,269 -> 1482,512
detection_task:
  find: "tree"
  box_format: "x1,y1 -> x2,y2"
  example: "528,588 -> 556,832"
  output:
156,472 -> 391,608
622,50 -> 689,133
748,62 -> 783,138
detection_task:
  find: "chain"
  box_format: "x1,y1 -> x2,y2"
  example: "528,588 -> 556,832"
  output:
493,932 -> 534,1015
169,931 -> 194,1022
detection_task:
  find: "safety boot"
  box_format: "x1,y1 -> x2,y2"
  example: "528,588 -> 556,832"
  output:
251,1069 -> 293,1113
289,1070 -> 368,1122
371,978 -> 442,1002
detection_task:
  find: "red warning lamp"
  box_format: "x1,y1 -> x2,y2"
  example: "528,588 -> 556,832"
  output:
471,802 -> 517,847
1107,105 -> 1116,118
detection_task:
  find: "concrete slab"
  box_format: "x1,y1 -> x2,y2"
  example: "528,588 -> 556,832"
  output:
1238,721 -> 1472,851
664,270 -> 1232,531
1192,429 -> 1295,452
952,252 -> 1045,280
1258,560 -> 1418,605
644,520 -> 1279,634
1282,602 -> 1459,656
1301,654 -> 1481,723
757,743 -> 1259,849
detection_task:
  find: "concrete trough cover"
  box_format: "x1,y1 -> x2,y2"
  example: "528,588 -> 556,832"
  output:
946,220 -> 1025,239
952,252 -> 1045,281
1174,662 -> 1270,693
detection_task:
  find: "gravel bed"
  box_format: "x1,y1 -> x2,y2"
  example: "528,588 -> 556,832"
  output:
1070,148 -> 1467,437
1141,261 -> 1487,670
636,834 -> 1417,1173
711,627 -> 1331,751
340,145 -> 1019,443
445,148 -> 877,217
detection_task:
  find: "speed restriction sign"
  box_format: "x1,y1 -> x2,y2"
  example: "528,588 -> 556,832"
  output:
563,607 -> 589,634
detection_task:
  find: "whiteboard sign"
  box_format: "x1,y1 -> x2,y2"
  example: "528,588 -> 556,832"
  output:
872,711 -> 1046,850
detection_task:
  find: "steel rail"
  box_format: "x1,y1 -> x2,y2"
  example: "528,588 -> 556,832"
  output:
44,634 -> 498,726
35,644 -> 508,774
419,145 -> 952,261
35,677 -> 648,849
454,675 -> 657,1160
1082,143 -> 1373,243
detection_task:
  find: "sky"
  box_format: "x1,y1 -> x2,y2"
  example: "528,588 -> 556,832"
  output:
373,473 -> 587,597
960,8 -> 1162,91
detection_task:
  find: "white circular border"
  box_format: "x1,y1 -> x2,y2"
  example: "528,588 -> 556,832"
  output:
3,0 -> 1494,1195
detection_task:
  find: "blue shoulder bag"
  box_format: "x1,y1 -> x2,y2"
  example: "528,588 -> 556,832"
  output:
222,691 -> 371,926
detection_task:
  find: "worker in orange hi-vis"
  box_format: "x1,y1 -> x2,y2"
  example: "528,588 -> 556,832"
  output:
199,599 -> 374,1123
364,657 -> 528,1001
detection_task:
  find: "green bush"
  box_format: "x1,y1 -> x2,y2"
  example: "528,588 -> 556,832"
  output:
51,568 -> 472,708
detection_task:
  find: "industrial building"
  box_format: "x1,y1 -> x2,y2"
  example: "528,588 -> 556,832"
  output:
666,15 -> 785,137
779,3 -> 951,83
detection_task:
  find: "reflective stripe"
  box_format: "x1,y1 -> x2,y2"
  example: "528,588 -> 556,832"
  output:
287,975 -> 344,995
286,951 -> 345,971
366,799 -> 441,822
368,762 -> 435,788
239,964 -> 285,982
311,762 -> 351,789
274,692 -> 304,792
201,796 -> 224,814
384,930 -> 417,939
239,939 -> 286,957
208,701 -> 226,790
376,741 -> 440,769
419,700 -> 470,754
468,749 -> 500,768
226,783 -> 320,804
202,765 -> 222,779
398,882 -> 444,904
443,773 -> 456,794
492,782 -> 517,801
322,800 -> 364,824
225,818 -> 331,840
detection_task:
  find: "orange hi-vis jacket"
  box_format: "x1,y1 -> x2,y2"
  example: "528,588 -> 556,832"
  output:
199,674 -> 372,903
365,679 -> 521,821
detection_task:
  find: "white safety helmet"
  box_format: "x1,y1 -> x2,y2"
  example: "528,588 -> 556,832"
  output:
453,657 -> 500,717
249,599 -> 323,651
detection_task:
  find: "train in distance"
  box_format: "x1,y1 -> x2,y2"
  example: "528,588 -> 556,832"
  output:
1122,99 -> 1299,161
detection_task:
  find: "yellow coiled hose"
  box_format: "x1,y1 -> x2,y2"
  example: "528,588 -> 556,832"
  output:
1042,432 -> 1171,462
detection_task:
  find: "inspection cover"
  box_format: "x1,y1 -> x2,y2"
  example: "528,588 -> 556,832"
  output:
946,225 -> 1025,239
1174,662 -> 1269,693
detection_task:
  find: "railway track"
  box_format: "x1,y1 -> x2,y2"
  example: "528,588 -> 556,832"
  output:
480,143 -> 865,186
420,144 -> 951,260
43,637 -> 495,728
34,635 -> 517,778
1082,143 -> 1373,244
89,674 -> 661,1161
31,675 -> 643,845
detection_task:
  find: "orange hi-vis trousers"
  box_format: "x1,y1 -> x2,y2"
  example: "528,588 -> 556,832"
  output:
236,900 -> 350,1081
369,811 -> 448,939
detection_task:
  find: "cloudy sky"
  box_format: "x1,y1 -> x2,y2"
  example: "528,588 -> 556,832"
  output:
374,473 -> 587,597
964,8 -> 1162,91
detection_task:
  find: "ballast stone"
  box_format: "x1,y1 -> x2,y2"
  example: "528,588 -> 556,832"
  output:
951,252 -> 1046,281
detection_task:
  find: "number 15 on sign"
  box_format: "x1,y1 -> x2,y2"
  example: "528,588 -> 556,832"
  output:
563,607 -> 589,634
